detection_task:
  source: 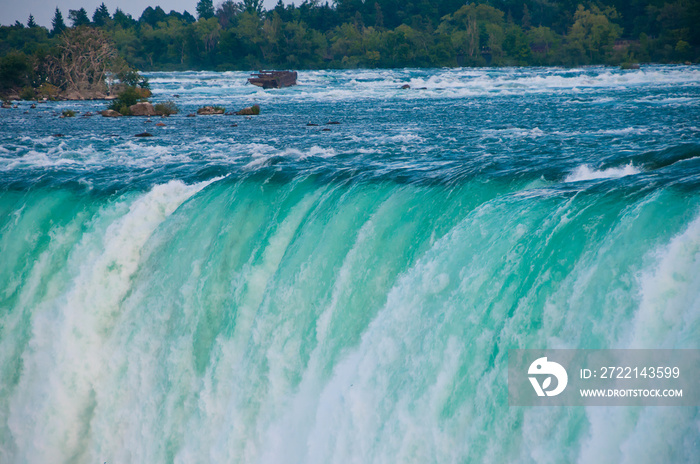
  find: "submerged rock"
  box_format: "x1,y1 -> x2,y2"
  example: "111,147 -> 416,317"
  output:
100,109 -> 122,117
129,102 -> 156,116
401,84 -> 410,89
326,121 -> 340,125
187,113 -> 196,117
134,132 -> 153,137
307,123 -> 319,126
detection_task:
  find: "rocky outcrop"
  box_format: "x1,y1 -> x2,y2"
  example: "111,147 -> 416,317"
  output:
129,102 -> 156,116
235,104 -> 260,115
197,106 -> 225,115
100,109 -> 122,117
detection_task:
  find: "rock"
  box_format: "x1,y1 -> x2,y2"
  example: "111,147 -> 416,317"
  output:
134,132 -> 153,137
685,61 -> 692,65
197,106 -> 225,115
1,102 -> 11,109
53,133 -> 64,137
401,84 -> 410,89
82,111 -> 93,117
173,94 -> 180,98
326,121 -> 340,125
187,113 -> 196,117
235,104 -> 260,115
129,102 -> 156,116
307,123 -> 319,126
322,128 -> 331,131
100,109 -> 122,117
30,104 -> 36,109
156,122 -> 166,127
65,91 -> 84,101
231,124 -> 238,127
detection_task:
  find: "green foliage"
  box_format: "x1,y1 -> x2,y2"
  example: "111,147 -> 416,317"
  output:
61,109 -> 76,117
68,8 -> 91,28
108,86 -> 148,115
51,8 -> 66,36
20,86 -> 35,100
1,0 -> 699,74
0,52 -> 31,90
213,105 -> 225,112
93,3 -> 111,27
197,0 -> 215,20
27,15 -> 37,28
154,100 -> 179,115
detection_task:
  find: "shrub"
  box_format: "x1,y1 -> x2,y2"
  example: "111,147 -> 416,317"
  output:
38,83 -> 59,100
250,104 -> 260,115
20,86 -> 35,100
61,109 -> 76,117
154,100 -> 178,116
108,86 -> 149,116
213,106 -> 225,112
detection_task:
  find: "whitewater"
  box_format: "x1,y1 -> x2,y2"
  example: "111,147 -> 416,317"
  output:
1,65 -> 699,463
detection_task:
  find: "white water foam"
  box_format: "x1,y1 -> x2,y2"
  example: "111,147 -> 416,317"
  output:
5,177 -> 221,464
565,163 -> 641,182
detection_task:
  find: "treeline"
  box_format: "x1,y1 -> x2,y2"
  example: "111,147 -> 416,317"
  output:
1,0 -> 698,89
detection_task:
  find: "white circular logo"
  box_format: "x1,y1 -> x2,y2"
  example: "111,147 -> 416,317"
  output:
528,357 -> 568,397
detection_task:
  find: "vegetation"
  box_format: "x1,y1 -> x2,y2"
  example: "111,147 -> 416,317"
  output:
108,85 -> 150,115
154,100 -> 179,115
0,0 -> 698,95
61,109 -> 76,117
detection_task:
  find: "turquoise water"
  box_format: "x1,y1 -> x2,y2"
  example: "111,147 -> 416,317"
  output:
1,66 -> 699,463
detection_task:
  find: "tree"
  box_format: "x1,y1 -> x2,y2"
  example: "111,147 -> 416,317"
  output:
43,27 -> 124,97
196,0 -> 215,19
216,0 -> 244,28
68,8 -> 91,27
93,3 -> 111,27
113,9 -> 136,28
51,8 -> 67,36
27,14 -> 37,28
243,0 -> 264,16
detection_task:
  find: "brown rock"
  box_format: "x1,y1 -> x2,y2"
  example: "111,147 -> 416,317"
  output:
197,106 -> 225,115
134,132 -> 153,137
235,104 -> 260,115
156,122 -> 166,127
129,102 -> 156,116
100,109 -> 122,117
401,84 -> 410,89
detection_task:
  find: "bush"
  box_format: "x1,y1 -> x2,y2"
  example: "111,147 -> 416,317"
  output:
154,100 -> 178,116
20,86 -> 35,100
108,85 -> 149,116
38,83 -> 59,100
250,104 -> 260,115
213,106 -> 225,113
61,109 -> 76,117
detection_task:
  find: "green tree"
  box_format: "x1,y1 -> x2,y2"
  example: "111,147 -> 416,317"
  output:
93,3 -> 111,27
196,0 -> 215,20
68,8 -> 91,27
566,5 -> 621,63
27,14 -> 37,28
51,8 -> 67,36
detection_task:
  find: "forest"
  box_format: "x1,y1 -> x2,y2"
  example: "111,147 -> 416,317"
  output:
0,0 -> 698,94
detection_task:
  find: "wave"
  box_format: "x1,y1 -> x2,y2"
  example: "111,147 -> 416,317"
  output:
565,163 -> 641,182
